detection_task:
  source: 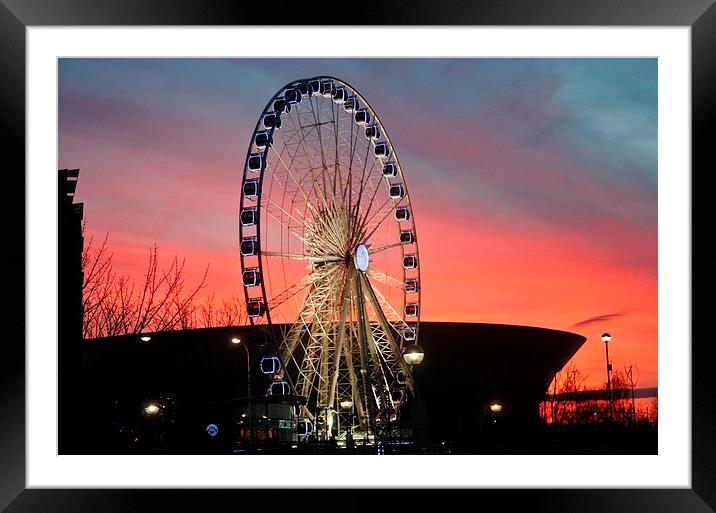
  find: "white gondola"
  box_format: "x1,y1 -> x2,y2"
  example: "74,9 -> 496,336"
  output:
343,96 -> 359,112
254,130 -> 272,150
389,183 -> 405,199
382,162 -> 397,177
403,255 -> 417,269
405,303 -> 419,317
320,80 -> 334,97
284,87 -> 301,104
260,355 -> 282,375
242,268 -> 261,287
298,418 -> 313,436
395,207 -> 411,221
355,109 -> 371,125
297,82 -> 311,97
247,299 -> 265,318
402,326 -> 417,340
396,370 -> 407,385
248,153 -> 264,172
267,380 -> 291,396
240,237 -> 257,256
243,179 -> 259,199
404,278 -> 419,294
273,97 -> 290,114
400,230 -> 414,244
240,207 -> 258,227
391,388 -> 406,403
262,111 -> 281,130
308,79 -> 321,96
332,86 -> 348,104
374,142 -> 391,159
365,125 -> 381,140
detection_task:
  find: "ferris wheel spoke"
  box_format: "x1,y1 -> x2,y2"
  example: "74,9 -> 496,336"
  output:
307,96 -> 336,197
348,133 -> 378,235
267,272 -> 316,310
262,250 -> 342,262
264,208 -> 309,246
267,144 -> 314,207
366,268 -> 404,289
293,105 -> 332,209
368,242 -> 403,255
360,197 -> 398,244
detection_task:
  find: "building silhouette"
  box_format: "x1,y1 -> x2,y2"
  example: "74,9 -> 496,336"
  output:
58,168 -> 84,453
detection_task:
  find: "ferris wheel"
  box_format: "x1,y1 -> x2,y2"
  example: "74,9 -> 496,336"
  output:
238,76 -> 421,442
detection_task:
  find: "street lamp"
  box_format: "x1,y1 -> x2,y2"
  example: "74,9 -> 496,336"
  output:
489,402 -> 503,413
340,398 -> 354,449
402,344 -> 425,366
601,332 -> 614,419
231,337 -> 251,448
144,403 -> 160,415
402,344 -> 426,447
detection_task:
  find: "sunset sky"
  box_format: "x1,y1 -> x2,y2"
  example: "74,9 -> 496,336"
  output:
58,58 -> 657,389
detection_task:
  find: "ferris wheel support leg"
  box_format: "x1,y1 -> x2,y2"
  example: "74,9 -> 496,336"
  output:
353,268 -> 376,438
327,269 -> 352,413
360,272 -> 416,396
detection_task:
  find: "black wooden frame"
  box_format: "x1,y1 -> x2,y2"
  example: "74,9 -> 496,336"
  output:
1,1 -> 713,511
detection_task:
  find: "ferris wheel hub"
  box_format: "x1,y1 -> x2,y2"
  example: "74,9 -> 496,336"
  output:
353,244 -> 370,272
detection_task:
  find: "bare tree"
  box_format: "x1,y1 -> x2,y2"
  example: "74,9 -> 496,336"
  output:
81,226 -> 114,339
81,232 -> 228,338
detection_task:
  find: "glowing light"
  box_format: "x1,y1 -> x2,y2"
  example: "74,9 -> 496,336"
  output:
403,344 -> 425,366
140,336 -> 151,342
601,332 -> 612,343
489,402 -> 503,413
231,337 -> 241,344
206,423 -> 219,437
339,399 -> 354,410
144,403 -> 160,415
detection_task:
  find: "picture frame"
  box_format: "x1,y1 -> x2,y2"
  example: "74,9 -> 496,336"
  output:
2,0 -> 713,511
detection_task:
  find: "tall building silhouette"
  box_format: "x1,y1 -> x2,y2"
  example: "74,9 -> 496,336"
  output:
58,168 -> 84,452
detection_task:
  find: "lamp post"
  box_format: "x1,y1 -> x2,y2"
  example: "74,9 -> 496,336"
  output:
231,337 -> 251,449
403,344 -> 425,447
340,398 -> 354,450
601,332 -> 613,420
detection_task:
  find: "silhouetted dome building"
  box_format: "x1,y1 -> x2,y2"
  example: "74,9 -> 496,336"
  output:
74,323 -> 584,453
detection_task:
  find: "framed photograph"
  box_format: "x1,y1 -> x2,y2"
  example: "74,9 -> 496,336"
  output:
2,1 -> 713,511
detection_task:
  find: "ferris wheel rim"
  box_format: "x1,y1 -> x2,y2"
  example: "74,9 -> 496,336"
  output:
239,76 -> 421,333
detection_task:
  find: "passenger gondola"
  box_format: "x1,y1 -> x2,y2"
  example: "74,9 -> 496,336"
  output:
247,153 -> 264,172
400,230 -> 414,244
374,142 -> 391,159
262,111 -> 281,130
332,86 -> 348,103
240,237 -> 257,256
403,255 -> 417,269
395,207 -> 411,221
242,268 -> 261,287
247,299 -> 265,317
365,125 -> 381,140
355,109 -> 371,125
260,355 -> 282,375
240,207 -> 258,226
254,130 -> 272,149
243,179 -> 259,199
389,183 -> 405,199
